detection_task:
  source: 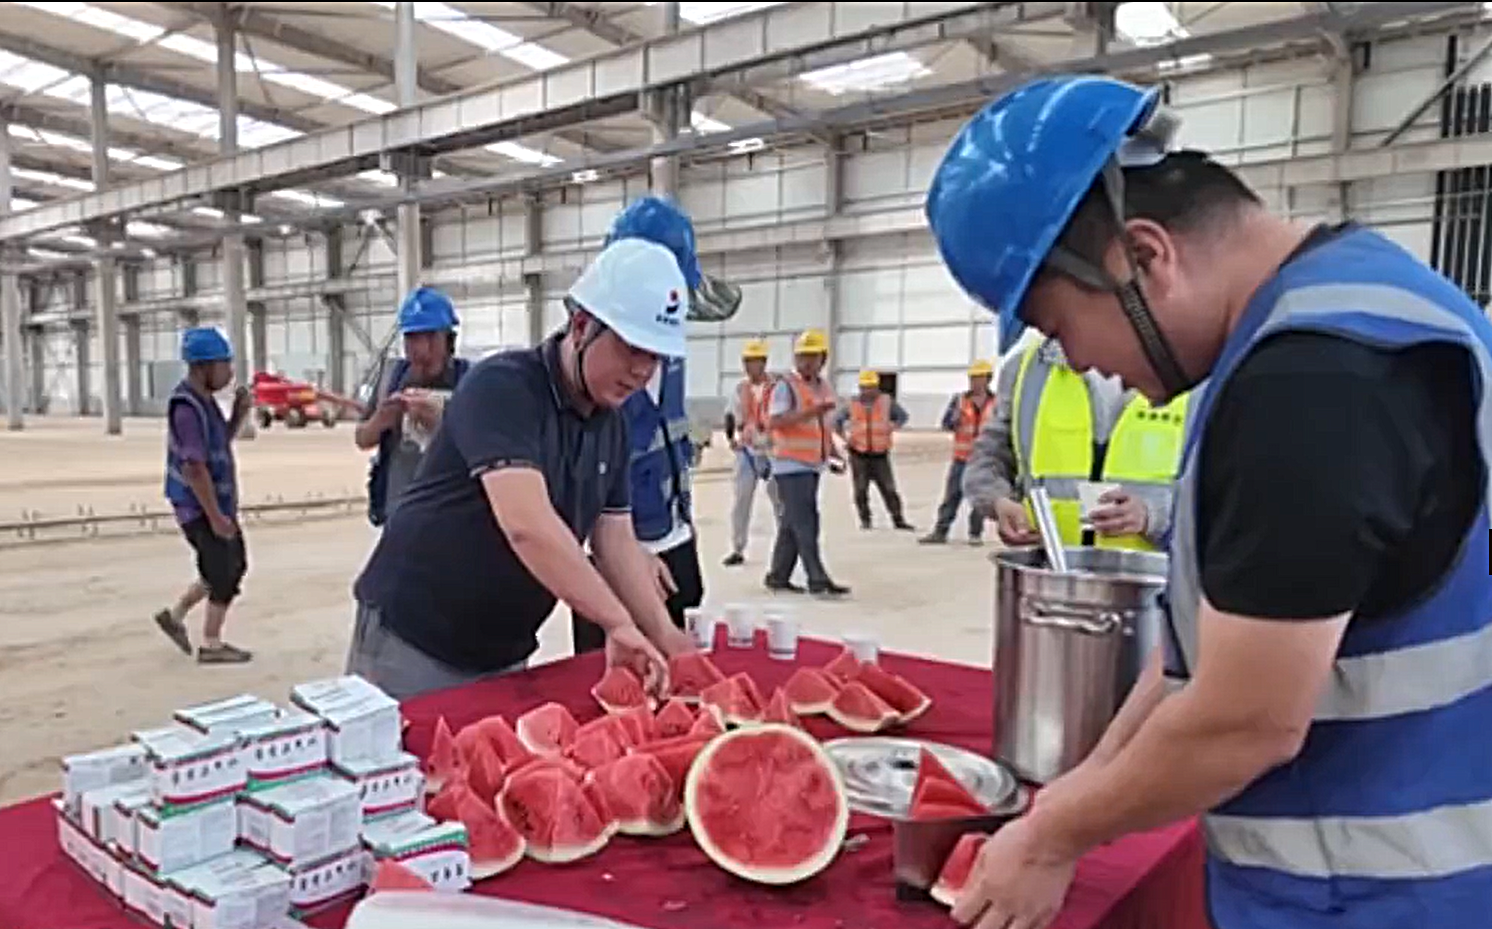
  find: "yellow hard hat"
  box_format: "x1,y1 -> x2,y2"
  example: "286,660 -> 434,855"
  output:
857,369 -> 880,388
968,359 -> 993,377
793,328 -> 829,355
741,339 -> 769,360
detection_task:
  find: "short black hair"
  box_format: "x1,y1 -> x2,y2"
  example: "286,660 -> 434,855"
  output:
1054,150 -> 1262,268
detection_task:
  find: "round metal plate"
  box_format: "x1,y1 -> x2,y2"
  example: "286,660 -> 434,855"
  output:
823,737 -> 1019,819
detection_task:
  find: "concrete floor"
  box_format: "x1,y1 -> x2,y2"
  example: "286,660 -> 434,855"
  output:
0,416 -> 1000,804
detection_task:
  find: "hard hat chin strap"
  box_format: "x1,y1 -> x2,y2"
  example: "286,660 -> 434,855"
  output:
563,295 -> 611,406
1043,158 -> 1193,399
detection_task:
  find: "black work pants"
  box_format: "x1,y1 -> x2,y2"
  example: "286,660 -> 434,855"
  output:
767,471 -> 831,587
181,516 -> 248,605
570,535 -> 704,654
932,459 -> 985,539
848,451 -> 906,526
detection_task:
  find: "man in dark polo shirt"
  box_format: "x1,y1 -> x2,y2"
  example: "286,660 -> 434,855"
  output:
346,237 -> 697,699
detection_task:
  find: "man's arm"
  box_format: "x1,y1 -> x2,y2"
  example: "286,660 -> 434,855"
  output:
591,514 -> 690,653
962,354 -> 1023,510
767,380 -> 821,429
890,400 -> 910,430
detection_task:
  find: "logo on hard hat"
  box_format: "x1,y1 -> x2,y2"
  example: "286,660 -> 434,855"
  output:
657,288 -> 682,327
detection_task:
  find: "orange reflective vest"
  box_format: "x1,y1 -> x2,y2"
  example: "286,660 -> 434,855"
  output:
734,377 -> 773,450
847,394 -> 894,454
770,373 -> 835,466
952,392 -> 995,462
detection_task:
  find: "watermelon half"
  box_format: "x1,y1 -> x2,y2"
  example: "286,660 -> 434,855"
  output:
497,766 -> 616,864
783,667 -> 840,716
515,703 -> 580,757
591,666 -> 649,714
826,681 -> 899,733
585,753 -> 686,837
854,663 -> 932,724
685,724 -> 849,885
931,833 -> 987,907
668,652 -> 727,703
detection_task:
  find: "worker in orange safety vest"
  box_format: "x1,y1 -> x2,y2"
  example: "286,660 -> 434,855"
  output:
920,359 -> 997,545
834,369 -> 915,532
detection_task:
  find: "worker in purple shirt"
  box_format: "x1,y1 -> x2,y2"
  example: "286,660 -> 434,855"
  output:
152,328 -> 254,664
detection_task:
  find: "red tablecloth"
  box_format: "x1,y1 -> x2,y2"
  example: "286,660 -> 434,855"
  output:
0,638 -> 1208,929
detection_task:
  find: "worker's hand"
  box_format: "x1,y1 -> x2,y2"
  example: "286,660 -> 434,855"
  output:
950,816 -> 1076,929
650,554 -> 678,602
1088,490 -> 1148,538
231,386 -> 252,420
654,624 -> 697,659
604,625 -> 669,699
400,390 -> 442,430
208,512 -> 238,540
374,393 -> 407,426
994,498 -> 1040,546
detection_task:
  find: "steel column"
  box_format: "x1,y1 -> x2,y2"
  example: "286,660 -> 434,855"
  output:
90,73 -> 122,435
0,112 -> 20,429
123,315 -> 142,416
395,2 -> 422,303
73,319 -> 90,416
217,15 -> 254,434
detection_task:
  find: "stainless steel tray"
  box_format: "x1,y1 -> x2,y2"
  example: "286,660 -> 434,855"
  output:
822,737 -> 1021,819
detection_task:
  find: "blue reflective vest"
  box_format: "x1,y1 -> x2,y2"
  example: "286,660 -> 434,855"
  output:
1164,226 -> 1492,929
367,355 -> 470,527
164,381 -> 237,520
623,358 -> 693,543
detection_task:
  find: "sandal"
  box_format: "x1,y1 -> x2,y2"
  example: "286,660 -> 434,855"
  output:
197,643 -> 253,665
153,610 -> 192,656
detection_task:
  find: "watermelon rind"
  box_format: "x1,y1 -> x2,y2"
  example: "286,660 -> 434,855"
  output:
684,724 -> 849,886
825,682 -> 898,733
497,768 -> 617,864
591,667 -> 649,715
515,703 -> 579,757
783,668 -> 840,716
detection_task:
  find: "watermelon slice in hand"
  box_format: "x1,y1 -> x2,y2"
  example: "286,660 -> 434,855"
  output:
931,833 -> 988,907
424,717 -> 464,795
592,666 -> 650,714
762,688 -> 802,729
515,703 -> 580,757
370,860 -> 435,892
854,663 -> 932,724
454,783 -> 526,879
585,753 -> 686,837
685,724 -> 849,886
498,766 -> 616,864
826,681 -> 899,733
653,698 -> 696,739
822,647 -> 863,683
668,652 -> 726,703
783,667 -> 840,716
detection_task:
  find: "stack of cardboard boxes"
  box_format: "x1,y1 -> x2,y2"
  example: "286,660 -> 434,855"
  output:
55,675 -> 472,929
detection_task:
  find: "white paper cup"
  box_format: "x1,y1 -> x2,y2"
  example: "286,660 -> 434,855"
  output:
764,611 -> 799,661
843,632 -> 879,664
685,608 -> 717,651
1077,480 -> 1122,526
724,603 -> 755,649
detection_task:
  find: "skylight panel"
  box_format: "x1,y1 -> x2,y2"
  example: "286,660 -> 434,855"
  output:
692,112 -> 731,134
0,51 -> 70,93
1114,2 -> 1187,46
126,220 -> 174,239
799,52 -> 930,95
12,167 -> 92,192
358,171 -> 400,187
486,141 -> 562,167
9,197 -> 39,212
265,189 -> 345,209
59,233 -> 98,248
372,1 -> 569,71
28,247 -> 73,261
674,2 -> 784,25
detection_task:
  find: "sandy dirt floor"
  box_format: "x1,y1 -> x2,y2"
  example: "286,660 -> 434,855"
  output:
0,416 -> 1000,804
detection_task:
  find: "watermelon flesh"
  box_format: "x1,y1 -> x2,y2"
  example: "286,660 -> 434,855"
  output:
498,767 -> 615,864
586,753 -> 686,837
762,688 -> 802,729
640,736 -> 710,799
505,754 -> 586,783
591,666 -> 649,714
700,675 -> 763,726
855,663 -> 932,723
515,703 -> 580,757
684,724 -> 849,885
615,705 -> 655,747
826,681 -> 899,733
783,667 -> 840,716
454,786 -> 526,879
371,860 -> 435,892
668,652 -> 726,703
653,698 -> 696,739
931,833 -> 988,907
909,749 -> 987,819
564,726 -> 628,771
475,716 -> 533,771
424,717 -> 463,795
822,647 -> 863,684
688,706 -> 725,740
465,740 -> 507,805
427,780 -> 476,824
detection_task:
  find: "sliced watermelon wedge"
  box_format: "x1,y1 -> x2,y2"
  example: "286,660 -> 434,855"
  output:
454,784 -> 526,879
762,688 -> 802,729
515,703 -> 580,757
498,766 -> 616,864
688,705 -> 725,740
825,681 -> 898,733
424,716 -> 464,795
653,698 -> 696,739
564,725 -> 628,771
855,663 -> 932,724
370,859 -> 434,892
475,715 -> 533,771
783,667 -> 840,716
668,652 -> 727,703
931,833 -> 987,907
615,704 -> 655,747
586,753 -> 686,837
639,736 -> 710,799
591,666 -> 650,714
427,779 -> 476,823
822,647 -> 863,684
465,740 -> 507,805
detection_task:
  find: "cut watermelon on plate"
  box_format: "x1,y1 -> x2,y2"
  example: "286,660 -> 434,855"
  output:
591,666 -> 650,714
586,753 -> 686,837
822,647 -> 863,684
762,688 -> 802,729
454,784 -> 526,879
653,698 -> 696,739
370,860 -> 434,892
498,766 -> 616,864
855,663 -> 932,724
685,724 -> 849,885
909,779 -> 987,819
515,703 -> 580,756
931,833 -> 987,907
668,652 -> 726,703
826,682 -> 899,733
424,717 -> 463,795
782,667 -> 840,716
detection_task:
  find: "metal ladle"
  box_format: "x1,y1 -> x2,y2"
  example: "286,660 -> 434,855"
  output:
1027,483 -> 1071,573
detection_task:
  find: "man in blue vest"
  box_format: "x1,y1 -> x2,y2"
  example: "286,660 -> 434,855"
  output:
570,196 -> 739,652
926,75 -> 1492,929
152,327 -> 255,664
356,286 -> 470,526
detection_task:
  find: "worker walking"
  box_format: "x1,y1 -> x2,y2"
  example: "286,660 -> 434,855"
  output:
346,237 -> 697,700
356,286 -> 471,527
962,334 -> 1185,552
722,339 -> 780,567
834,369 -> 914,531
764,329 -> 850,597
919,360 -> 997,545
928,73 -> 1492,929
152,327 -> 254,664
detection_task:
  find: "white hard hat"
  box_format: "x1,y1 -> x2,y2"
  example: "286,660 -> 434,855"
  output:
567,238 -> 689,358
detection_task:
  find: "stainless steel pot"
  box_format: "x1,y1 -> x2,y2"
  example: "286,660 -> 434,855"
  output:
992,546 -> 1168,784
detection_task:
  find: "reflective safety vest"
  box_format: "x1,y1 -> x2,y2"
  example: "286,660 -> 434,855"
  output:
847,394 -> 893,454
734,376 -> 773,454
1010,341 -> 1188,551
621,357 -> 693,543
952,392 -> 995,462
164,381 -> 237,519
1165,226 -> 1492,929
770,373 -> 834,466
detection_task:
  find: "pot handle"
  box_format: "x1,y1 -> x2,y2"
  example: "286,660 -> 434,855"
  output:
1019,599 -> 1125,636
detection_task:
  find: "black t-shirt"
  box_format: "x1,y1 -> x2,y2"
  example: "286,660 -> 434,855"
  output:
354,336 -> 631,672
1198,328 -> 1482,620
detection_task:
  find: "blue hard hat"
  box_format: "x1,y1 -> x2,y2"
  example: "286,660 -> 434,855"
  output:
397,286 -> 459,334
180,327 -> 232,364
604,196 -> 702,289
926,76 -> 1165,353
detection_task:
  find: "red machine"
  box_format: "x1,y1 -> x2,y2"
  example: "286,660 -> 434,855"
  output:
251,371 -> 359,429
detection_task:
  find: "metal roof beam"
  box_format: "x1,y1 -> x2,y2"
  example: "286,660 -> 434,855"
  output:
0,102 -> 213,161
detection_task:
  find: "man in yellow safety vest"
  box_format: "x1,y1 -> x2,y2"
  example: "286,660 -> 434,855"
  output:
833,369 -> 914,532
964,335 -> 1188,551
919,359 -> 997,545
